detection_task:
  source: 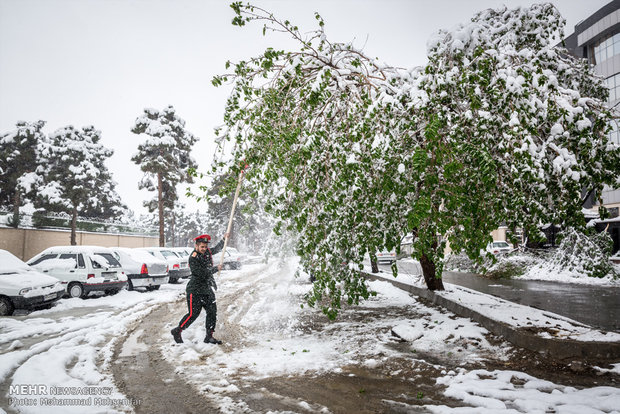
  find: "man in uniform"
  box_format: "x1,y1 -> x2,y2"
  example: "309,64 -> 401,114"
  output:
171,233 -> 228,344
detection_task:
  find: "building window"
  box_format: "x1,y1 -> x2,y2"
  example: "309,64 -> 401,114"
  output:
591,32 -> 620,65
606,73 -> 620,103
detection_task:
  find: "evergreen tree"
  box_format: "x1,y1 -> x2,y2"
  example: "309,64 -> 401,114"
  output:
0,120 -> 46,227
164,207 -> 206,247
192,169 -> 283,254
131,105 -> 198,246
37,125 -> 125,245
79,126 -> 127,221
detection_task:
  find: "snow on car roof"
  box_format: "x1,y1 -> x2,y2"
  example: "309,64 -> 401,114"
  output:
40,245 -> 117,254
112,247 -> 167,263
139,247 -> 177,251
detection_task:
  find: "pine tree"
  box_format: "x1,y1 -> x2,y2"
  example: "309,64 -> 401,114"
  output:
131,105 -> 198,246
0,120 -> 46,227
37,125 -> 125,245
193,170 -> 284,254
79,126 -> 127,221
164,207 -> 207,247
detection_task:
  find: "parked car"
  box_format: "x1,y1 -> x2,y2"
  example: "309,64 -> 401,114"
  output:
0,249 -> 65,315
486,241 -> 513,255
138,247 -> 190,283
170,247 -> 193,259
169,247 -> 192,269
212,247 -> 244,270
376,250 -> 397,264
400,234 -> 414,257
27,246 -> 127,298
110,248 -> 169,291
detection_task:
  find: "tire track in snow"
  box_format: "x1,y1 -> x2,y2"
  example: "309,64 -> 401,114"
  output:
111,302 -> 220,414
0,293 -> 180,414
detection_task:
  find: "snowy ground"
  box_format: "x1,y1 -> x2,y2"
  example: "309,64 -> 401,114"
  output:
1,258 -> 619,413
0,286 -> 186,414
520,257 -> 620,285
371,267 -> 620,343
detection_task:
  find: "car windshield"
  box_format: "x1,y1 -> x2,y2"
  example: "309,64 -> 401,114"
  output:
493,242 -> 510,248
32,256 -> 77,271
161,250 -> 178,258
90,253 -> 122,268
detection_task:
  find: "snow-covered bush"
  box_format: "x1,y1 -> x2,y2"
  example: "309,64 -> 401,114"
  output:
485,251 -> 550,279
549,227 -> 616,279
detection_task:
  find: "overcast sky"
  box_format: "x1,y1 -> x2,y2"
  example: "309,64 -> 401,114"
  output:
0,0 -> 612,216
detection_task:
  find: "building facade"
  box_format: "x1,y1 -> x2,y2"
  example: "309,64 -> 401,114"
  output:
564,0 -> 620,220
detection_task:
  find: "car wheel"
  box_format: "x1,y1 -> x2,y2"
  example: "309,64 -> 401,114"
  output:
0,297 -> 15,316
146,285 -> 160,291
127,280 -> 134,291
68,282 -> 85,299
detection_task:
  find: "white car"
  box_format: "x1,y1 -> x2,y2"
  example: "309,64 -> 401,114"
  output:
138,247 -> 190,283
486,241 -> 513,255
212,247 -> 244,270
169,247 -> 192,268
170,247 -> 193,259
110,248 -> 169,291
376,250 -> 397,264
27,246 -> 127,298
0,250 -> 65,316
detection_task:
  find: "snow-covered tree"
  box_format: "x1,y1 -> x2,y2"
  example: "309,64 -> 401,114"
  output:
38,125 -> 125,245
131,105 -> 198,246
200,173 -> 255,249
212,3 -> 620,318
175,209 -> 206,247
0,120 -> 46,227
162,206 -> 205,247
190,166 -> 293,254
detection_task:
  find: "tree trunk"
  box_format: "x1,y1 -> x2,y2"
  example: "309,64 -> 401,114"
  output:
157,172 -> 165,247
171,214 -> 176,247
70,207 -> 78,246
11,191 -> 20,228
370,254 -> 379,273
419,253 -> 444,291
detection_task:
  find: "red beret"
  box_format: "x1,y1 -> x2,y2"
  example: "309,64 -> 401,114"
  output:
193,234 -> 211,242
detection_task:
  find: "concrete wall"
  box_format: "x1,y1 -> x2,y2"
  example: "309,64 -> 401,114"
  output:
0,227 -> 158,261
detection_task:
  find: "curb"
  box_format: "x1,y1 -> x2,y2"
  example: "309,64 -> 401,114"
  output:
361,271 -> 620,360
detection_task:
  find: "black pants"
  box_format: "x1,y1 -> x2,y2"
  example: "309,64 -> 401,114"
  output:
177,291 -> 217,333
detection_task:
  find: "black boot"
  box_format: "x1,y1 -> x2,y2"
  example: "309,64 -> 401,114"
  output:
171,327 -> 183,343
204,330 -> 222,345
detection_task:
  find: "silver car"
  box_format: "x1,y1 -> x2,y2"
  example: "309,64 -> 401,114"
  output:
111,248 -> 169,291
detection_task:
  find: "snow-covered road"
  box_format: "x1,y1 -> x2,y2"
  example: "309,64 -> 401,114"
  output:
0,285 -> 185,414
1,258 -> 619,413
